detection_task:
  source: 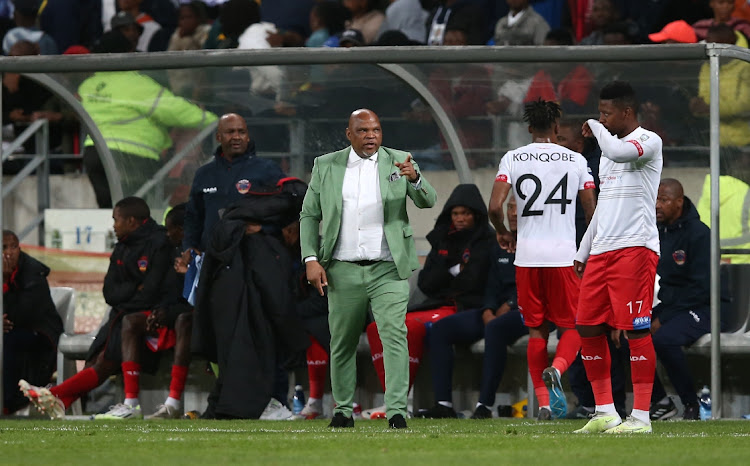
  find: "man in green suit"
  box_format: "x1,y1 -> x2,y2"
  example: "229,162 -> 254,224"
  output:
300,109 -> 437,429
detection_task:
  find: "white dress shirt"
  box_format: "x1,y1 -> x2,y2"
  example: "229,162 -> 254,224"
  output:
332,148 -> 393,262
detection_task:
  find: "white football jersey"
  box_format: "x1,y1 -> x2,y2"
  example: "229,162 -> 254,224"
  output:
496,142 -> 595,267
575,121 -> 663,261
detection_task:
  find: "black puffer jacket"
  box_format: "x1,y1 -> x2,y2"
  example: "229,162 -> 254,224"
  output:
416,183 -> 495,311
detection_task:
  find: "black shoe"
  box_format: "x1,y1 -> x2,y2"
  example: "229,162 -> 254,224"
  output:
416,403 -> 458,419
566,405 -> 595,420
650,397 -> 678,421
470,405 -> 493,419
537,407 -> 552,421
388,414 -> 408,429
683,403 -> 700,420
328,412 -> 354,428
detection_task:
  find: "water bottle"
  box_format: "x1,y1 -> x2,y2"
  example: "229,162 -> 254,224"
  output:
699,386 -> 712,420
292,385 -> 305,415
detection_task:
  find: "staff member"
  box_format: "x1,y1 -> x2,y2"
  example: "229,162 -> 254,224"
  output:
300,108 -> 437,429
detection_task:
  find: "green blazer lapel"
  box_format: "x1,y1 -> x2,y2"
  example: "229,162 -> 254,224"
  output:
378,147 -> 393,204
329,148 -> 349,218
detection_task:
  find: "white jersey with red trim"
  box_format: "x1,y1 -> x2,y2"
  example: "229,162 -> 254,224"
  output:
575,121 -> 663,262
496,142 -> 595,267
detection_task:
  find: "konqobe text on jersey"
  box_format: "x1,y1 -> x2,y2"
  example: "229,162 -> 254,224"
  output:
512,152 -> 578,163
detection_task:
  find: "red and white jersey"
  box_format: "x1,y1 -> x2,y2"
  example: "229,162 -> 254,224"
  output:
496,142 -> 595,267
575,121 -> 663,262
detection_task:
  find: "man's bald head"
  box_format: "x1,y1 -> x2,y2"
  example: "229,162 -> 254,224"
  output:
216,113 -> 250,158
346,108 -> 382,158
656,178 -> 684,225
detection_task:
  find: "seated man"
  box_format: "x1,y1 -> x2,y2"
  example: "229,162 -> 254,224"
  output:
363,183 -> 495,418
95,203 -> 194,420
3,230 -> 63,415
649,179 -> 726,421
420,196 -> 528,419
20,196 -> 179,419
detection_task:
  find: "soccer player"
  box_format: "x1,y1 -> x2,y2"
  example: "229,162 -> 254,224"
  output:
488,99 -> 596,420
574,81 -> 663,433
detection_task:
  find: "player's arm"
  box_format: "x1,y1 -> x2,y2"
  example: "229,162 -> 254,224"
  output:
585,119 -> 657,163
578,188 -> 596,226
488,180 -> 511,236
574,207 -> 599,277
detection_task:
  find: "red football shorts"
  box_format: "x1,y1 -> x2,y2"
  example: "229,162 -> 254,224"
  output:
577,246 -> 658,331
516,266 -> 579,329
142,310 -> 177,352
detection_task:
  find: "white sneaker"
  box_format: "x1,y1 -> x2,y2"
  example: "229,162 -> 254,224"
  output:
19,379 -> 65,420
145,404 -> 182,420
293,398 -> 323,420
259,399 -> 293,420
93,403 -> 143,420
361,404 -> 387,420
605,415 -> 653,434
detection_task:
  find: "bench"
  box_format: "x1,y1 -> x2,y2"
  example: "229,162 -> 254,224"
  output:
50,286 -> 84,415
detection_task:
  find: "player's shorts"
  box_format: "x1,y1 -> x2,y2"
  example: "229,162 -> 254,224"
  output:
516,266 -> 579,329
577,246 -> 658,331
142,310 -> 177,352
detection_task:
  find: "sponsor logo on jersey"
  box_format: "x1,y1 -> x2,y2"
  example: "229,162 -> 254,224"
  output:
630,355 -> 648,361
632,316 -> 651,328
639,134 -> 650,142
584,181 -> 596,189
626,139 -> 644,156
496,174 -> 508,182
689,310 -> 701,323
236,179 -> 251,194
512,152 -> 576,162
438,249 -> 448,256
307,359 -> 328,366
581,355 -> 603,361
202,187 -> 218,194
673,249 -> 686,265
498,257 -> 509,264
138,256 -> 149,272
462,248 -> 471,263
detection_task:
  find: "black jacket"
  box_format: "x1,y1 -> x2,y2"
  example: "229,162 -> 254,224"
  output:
417,183 -> 495,311
654,196 -> 722,324
183,143 -> 286,251
481,242 -> 517,313
192,195 -> 308,419
4,252 -> 63,347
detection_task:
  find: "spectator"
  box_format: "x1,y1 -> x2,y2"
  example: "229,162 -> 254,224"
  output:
203,0 -> 259,50
166,2 -> 211,96
117,0 -> 165,51
601,21 -> 639,45
578,0 -> 619,45
260,0 -> 315,44
420,196 -> 528,419
3,230 -> 63,415
38,0 -> 102,52
182,113 -> 285,255
647,20 -> 698,43
377,0 -> 429,44
305,1 -> 349,47
343,0 -> 384,44
694,0 -> 750,41
425,0 -> 486,45
492,0 -> 550,46
110,11 -> 143,49
2,0 -> 58,55
79,30 -> 217,208
338,28 -> 365,47
649,179 -> 730,421
363,183 -> 495,419
20,197 -> 180,419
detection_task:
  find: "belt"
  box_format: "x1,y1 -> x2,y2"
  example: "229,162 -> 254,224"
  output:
351,260 -> 378,266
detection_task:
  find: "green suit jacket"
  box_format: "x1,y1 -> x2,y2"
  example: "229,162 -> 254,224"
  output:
300,146 -> 437,280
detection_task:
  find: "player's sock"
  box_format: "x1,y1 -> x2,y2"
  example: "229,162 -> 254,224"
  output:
580,334 -> 614,408
366,323 -> 387,392
306,337 -> 328,400
122,361 -> 141,402
631,409 -> 650,424
50,367 -> 100,408
406,320 -> 427,391
168,364 -> 189,400
124,397 -> 140,408
628,334 -> 656,413
552,329 -> 581,375
165,397 -> 181,410
527,337 -> 550,406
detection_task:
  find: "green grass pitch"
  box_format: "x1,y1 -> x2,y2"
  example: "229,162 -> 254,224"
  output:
1,418 -> 749,465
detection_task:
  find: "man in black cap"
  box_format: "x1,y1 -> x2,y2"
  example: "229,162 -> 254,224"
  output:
110,11 -> 143,49
339,28 -> 365,47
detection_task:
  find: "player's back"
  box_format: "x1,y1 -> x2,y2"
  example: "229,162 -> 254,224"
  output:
497,142 -> 594,267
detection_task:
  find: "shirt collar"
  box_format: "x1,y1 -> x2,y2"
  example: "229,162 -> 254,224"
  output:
348,147 -> 378,164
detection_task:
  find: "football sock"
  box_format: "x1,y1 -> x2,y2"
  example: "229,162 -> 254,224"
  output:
596,403 -> 617,416
366,323 -> 387,392
629,334 -> 656,413
552,329 -> 581,375
122,361 -> 141,401
165,397 -> 180,410
527,337 -> 550,406
306,337 -> 328,400
50,367 -> 100,408
124,397 -> 140,408
169,365 -> 189,400
631,409 -> 650,424
580,334 -> 614,407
